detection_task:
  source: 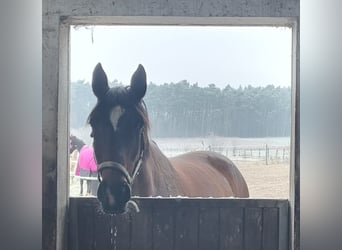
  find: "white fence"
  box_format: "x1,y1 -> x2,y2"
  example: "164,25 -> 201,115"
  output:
158,144 -> 290,164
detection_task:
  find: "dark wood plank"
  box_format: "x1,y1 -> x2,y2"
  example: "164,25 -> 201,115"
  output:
93,210 -> 112,250
113,213 -> 131,250
152,205 -> 175,250
131,203 -> 153,250
68,198 -> 79,250
198,206 -> 220,250
244,207 -> 263,250
77,203 -> 95,250
278,203 -> 289,250
262,207 -> 279,250
219,207 -> 244,250
174,205 -> 199,250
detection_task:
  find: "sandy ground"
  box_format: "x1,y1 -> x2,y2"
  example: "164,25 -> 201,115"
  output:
69,159 -> 289,199
235,160 -> 289,199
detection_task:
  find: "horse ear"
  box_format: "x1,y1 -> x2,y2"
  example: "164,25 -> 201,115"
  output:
130,64 -> 147,101
92,63 -> 109,99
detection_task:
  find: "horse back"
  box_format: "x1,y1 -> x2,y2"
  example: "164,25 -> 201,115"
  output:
170,151 -> 249,198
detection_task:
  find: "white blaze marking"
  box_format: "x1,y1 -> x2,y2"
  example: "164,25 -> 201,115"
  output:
110,106 -> 125,131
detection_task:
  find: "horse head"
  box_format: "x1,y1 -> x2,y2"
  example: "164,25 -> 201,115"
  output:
88,63 -> 149,214
70,135 -> 85,154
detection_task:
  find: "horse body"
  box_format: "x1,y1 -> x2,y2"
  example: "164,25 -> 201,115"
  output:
135,140 -> 248,198
88,63 -> 249,214
171,151 -> 248,197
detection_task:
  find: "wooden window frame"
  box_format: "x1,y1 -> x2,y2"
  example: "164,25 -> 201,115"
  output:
43,2 -> 299,250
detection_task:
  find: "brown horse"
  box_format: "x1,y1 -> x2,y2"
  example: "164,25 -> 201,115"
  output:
88,63 -> 249,214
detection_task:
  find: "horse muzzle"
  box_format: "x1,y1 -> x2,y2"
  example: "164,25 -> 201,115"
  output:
96,161 -> 133,214
97,180 -> 131,214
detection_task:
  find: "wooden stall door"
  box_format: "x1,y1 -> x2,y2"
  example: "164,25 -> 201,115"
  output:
69,198 -> 288,250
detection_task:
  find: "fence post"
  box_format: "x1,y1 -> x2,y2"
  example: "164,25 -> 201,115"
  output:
266,144 -> 268,165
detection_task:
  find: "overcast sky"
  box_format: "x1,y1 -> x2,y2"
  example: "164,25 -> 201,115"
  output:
70,25 -> 292,89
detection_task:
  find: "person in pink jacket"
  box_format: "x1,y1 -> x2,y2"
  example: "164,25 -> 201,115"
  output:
70,135 -> 98,196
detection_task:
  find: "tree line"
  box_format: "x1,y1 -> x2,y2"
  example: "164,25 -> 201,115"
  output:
70,80 -> 291,138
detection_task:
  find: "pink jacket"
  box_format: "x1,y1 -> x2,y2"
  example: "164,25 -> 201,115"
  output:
75,145 -> 97,175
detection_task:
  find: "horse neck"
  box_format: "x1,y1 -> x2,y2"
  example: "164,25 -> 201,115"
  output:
132,140 -> 182,197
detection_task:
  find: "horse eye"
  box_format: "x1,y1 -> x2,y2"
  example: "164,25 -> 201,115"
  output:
90,131 -> 94,138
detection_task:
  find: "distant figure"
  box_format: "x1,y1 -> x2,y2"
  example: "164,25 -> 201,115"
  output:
70,135 -> 98,196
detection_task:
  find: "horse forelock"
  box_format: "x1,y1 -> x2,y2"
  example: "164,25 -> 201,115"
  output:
87,85 -> 151,156
87,86 -> 128,125
105,86 -> 130,106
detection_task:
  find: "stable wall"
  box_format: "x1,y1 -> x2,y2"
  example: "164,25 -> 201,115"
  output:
42,1 -> 299,249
